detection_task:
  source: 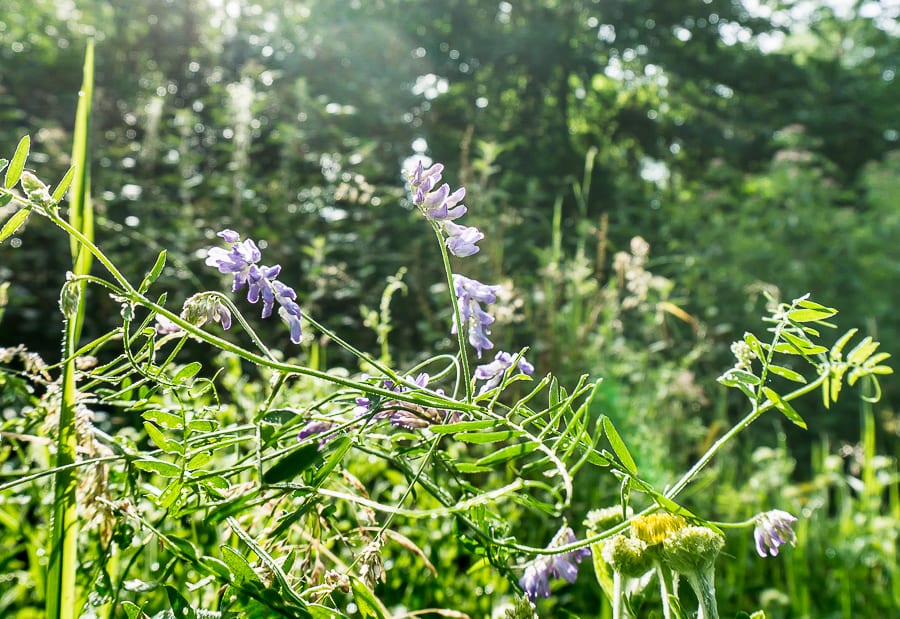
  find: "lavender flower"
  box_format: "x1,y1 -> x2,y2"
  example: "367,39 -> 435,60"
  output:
474,351 -> 535,394
443,221 -> 484,258
406,161 -> 483,257
519,563 -> 551,601
205,229 -> 303,343
298,419 -> 337,448
753,509 -> 798,557
452,274 -> 500,357
519,526 -> 592,602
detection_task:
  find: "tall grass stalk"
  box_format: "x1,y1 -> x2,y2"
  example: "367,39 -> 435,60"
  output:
46,39 -> 93,619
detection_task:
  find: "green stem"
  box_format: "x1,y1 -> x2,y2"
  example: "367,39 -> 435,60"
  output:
612,570 -> 626,619
656,562 -> 677,619
665,372 -> 826,500
433,223 -> 472,401
684,567 -> 719,619
46,324 -> 80,619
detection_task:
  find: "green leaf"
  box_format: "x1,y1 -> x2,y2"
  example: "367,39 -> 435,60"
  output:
143,421 -> 182,454
454,430 -> 522,443
847,336 -> 879,365
780,332 -> 828,355
187,419 -> 218,432
0,193 -> 11,207
168,534 -> 199,562
475,442 -> 539,466
788,308 -> 836,323
220,545 -> 262,585
51,167 -> 76,202
743,332 -> 766,360
133,458 -> 182,478
0,158 -> 7,174
263,443 -> 322,484
350,575 -> 389,619
830,328 -> 859,357
720,369 -> 760,386
158,480 -> 183,509
867,352 -> 891,367
454,462 -> 493,474
0,207 -> 30,243
766,364 -> 806,383
586,451 -> 610,467
311,436 -> 352,487
430,419 -> 497,434
4,135 -> 30,189
187,451 -> 213,469
174,361 -> 202,384
309,604 -> 342,619
121,601 -> 145,619
792,299 -> 837,320
602,416 -> 638,475
762,387 -> 807,429
142,409 -> 183,430
260,408 -> 301,425
165,585 -> 197,619
139,250 -> 167,293
199,555 -> 232,580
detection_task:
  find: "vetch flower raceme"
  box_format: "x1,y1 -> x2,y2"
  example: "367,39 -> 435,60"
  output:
453,274 -> 499,357
753,509 -> 798,557
518,526 -> 592,602
406,160 -> 484,257
205,229 -> 303,343
181,293 -> 233,331
474,351 -> 534,394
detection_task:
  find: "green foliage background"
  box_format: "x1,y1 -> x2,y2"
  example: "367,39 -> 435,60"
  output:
0,1 -> 897,617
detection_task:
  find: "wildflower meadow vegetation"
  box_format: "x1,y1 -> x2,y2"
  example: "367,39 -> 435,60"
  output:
1,2 -> 898,619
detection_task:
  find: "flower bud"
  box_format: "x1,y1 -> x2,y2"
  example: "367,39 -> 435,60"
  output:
661,526 -> 725,574
601,533 -> 653,577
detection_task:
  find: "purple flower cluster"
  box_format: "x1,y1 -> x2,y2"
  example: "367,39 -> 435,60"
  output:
356,373 -> 460,429
205,229 -> 303,344
474,351 -> 535,394
407,161 -> 483,257
405,160 -> 535,390
297,419 -> 337,448
753,509 -> 798,557
519,527 -> 592,602
452,274 -> 500,358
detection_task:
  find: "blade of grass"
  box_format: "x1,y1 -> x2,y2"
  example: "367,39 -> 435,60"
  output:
47,38 -> 93,619
68,37 -> 94,344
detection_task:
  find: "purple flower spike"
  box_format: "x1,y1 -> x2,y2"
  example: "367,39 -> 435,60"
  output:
519,526 -> 591,602
406,161 -> 484,258
205,230 -> 303,343
754,509 -> 798,557
452,274 -> 500,357
474,351 -> 535,394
